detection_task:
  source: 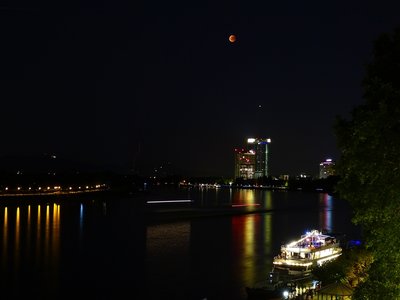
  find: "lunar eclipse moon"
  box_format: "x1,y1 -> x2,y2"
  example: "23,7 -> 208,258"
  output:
229,34 -> 236,43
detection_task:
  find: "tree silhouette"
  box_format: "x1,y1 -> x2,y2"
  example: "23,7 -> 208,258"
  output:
335,26 -> 400,299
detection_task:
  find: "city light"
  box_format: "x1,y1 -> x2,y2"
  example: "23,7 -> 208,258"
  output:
282,290 -> 289,299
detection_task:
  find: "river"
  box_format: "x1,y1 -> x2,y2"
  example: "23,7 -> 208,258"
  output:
0,186 -> 361,300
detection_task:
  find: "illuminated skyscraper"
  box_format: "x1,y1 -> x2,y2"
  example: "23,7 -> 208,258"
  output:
247,138 -> 271,178
234,149 -> 255,180
319,158 -> 335,179
234,138 -> 271,180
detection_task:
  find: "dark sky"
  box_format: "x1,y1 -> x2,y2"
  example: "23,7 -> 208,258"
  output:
2,0 -> 400,177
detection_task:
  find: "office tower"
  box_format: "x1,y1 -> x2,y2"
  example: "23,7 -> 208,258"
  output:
319,158 -> 335,179
234,148 -> 255,180
247,138 -> 271,178
234,137 -> 271,180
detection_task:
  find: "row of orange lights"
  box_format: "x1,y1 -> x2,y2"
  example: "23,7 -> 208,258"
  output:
1,184 -> 106,192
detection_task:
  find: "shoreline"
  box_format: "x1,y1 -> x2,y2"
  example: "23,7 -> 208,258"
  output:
0,189 -> 109,197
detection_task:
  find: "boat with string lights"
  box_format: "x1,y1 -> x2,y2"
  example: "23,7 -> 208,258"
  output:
272,230 -> 342,276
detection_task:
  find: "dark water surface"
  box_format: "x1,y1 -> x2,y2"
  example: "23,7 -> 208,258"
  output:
0,187 -> 361,300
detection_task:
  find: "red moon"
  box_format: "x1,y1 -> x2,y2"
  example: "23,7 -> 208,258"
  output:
229,34 -> 236,43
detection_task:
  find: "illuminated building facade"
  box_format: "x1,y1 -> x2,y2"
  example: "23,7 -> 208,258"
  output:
319,158 -> 335,179
234,149 -> 255,180
247,138 -> 271,179
234,137 -> 271,180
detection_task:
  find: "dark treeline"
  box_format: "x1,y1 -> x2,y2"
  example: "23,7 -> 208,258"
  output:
234,176 -> 339,193
0,153 -> 339,194
176,175 -> 340,193
334,26 -> 400,298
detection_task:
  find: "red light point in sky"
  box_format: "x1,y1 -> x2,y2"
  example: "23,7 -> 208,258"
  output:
229,34 -> 236,43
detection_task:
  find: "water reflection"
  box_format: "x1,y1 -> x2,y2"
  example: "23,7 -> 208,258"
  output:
146,222 -> 191,259
262,190 -> 273,210
232,215 -> 257,283
37,205 -> 41,253
53,204 -> 60,266
0,190 -> 357,300
79,203 -> 84,238
232,213 -> 273,285
319,193 -> 333,232
146,222 -> 191,298
224,189 -> 273,210
0,203 -> 61,280
2,207 -> 7,270
27,205 -> 31,255
45,205 -> 50,261
15,207 -> 20,278
232,189 -> 256,205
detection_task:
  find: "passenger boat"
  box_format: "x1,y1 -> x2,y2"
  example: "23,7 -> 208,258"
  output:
272,230 -> 342,276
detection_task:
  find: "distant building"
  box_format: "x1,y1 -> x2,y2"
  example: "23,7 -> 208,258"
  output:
319,158 -> 335,179
234,149 -> 255,180
234,137 -> 271,180
296,173 -> 313,180
247,138 -> 271,178
279,174 -> 289,181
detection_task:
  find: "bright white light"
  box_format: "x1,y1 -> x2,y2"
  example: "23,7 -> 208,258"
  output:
283,290 -> 289,298
247,138 -> 256,143
317,253 -> 341,265
267,138 -> 271,143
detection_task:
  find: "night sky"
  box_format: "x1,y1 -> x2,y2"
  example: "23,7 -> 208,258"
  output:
2,0 -> 400,177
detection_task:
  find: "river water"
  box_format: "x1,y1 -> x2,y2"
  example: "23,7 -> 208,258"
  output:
0,186 -> 361,300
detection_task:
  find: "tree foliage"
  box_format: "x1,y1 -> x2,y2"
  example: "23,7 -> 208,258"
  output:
312,247 -> 373,288
334,27 -> 400,298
